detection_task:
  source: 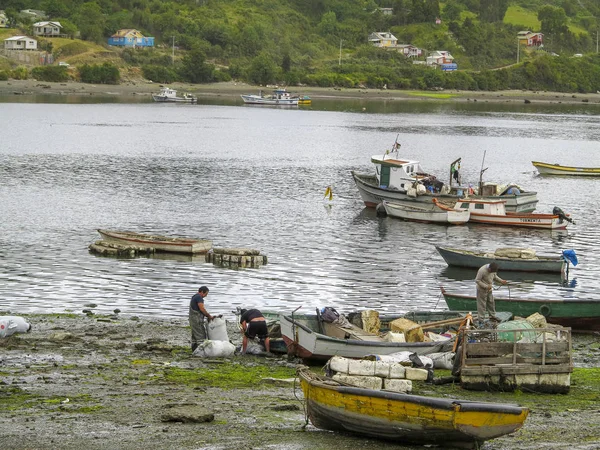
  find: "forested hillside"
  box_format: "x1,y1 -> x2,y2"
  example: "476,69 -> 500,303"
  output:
1,0 -> 600,92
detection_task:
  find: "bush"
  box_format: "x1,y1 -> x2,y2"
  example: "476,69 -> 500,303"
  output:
142,65 -> 178,83
30,66 -> 70,82
11,66 -> 28,80
79,63 -> 120,84
0,71 -> 8,81
55,42 -> 89,57
212,69 -> 231,82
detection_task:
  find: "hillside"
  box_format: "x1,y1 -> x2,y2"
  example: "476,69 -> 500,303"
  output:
1,0 -> 600,92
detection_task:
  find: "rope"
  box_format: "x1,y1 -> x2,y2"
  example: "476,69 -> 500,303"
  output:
293,373 -> 309,428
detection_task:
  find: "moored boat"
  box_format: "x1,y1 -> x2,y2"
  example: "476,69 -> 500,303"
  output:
532,161 -> 600,176
441,286 -> 600,331
435,246 -> 572,273
152,87 -> 197,103
383,200 -> 470,224
96,229 -> 212,254
352,139 -> 538,213
298,368 -> 529,449
240,88 -> 299,106
297,95 -> 312,105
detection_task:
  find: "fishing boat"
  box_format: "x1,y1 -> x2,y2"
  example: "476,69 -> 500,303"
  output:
96,229 -> 212,254
383,200 -> 470,224
441,286 -> 600,331
152,87 -> 197,103
280,310 -> 457,362
435,246 -> 573,273
532,161 -> 600,176
240,88 -> 299,106
298,368 -> 529,449
434,198 -> 573,230
352,139 -> 539,213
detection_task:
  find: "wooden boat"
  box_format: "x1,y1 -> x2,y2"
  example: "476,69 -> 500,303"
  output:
441,286 -> 600,331
383,200 -> 470,224
532,161 -> 600,176
298,368 -> 529,449
96,229 -> 212,254
240,88 -> 299,106
434,198 -> 573,230
152,87 -> 197,103
280,310 -> 456,362
436,246 -> 568,273
351,139 -> 538,213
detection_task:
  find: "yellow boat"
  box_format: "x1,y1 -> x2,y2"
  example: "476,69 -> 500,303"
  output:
532,161 -> 600,176
298,368 -> 528,449
297,95 -> 312,105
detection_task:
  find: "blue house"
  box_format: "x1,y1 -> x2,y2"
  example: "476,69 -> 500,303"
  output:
108,29 -> 154,48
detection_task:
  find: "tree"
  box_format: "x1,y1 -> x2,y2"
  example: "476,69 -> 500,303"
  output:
538,6 -> 568,36
318,11 -> 338,36
178,47 -> 214,83
247,52 -> 278,85
73,2 -> 106,43
479,0 -> 509,23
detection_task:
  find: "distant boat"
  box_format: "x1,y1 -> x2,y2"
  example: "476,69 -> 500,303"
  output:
298,368 -> 529,448
383,200 -> 470,225
532,161 -> 600,176
240,88 -> 299,106
297,95 -> 312,105
96,229 -> 211,254
435,246 -> 570,273
152,87 -> 197,103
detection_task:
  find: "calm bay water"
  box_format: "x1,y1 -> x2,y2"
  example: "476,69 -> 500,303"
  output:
1,97 -> 600,319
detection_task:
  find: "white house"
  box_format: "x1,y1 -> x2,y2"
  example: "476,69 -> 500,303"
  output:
0,10 -> 8,28
397,44 -> 423,58
368,31 -> 398,48
33,21 -> 62,37
4,35 -> 38,50
427,50 -> 454,66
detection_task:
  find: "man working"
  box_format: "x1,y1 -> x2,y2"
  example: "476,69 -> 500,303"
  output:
189,286 -> 214,352
239,308 -> 270,354
475,262 -> 507,324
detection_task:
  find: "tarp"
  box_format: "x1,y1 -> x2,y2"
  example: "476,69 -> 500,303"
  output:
562,249 -> 578,266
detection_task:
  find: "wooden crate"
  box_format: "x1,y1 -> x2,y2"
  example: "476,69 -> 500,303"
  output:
458,327 -> 572,393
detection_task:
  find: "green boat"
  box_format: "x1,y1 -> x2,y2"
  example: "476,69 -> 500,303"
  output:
441,286 -> 600,331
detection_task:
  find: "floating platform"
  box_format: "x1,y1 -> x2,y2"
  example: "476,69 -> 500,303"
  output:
206,248 -> 267,268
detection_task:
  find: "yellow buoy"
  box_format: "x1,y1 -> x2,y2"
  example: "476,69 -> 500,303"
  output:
324,186 -> 333,201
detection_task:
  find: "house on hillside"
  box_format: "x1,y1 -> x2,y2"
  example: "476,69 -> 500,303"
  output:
4,35 -> 37,50
427,50 -> 454,66
397,44 -> 422,58
108,29 -> 154,48
517,30 -> 543,47
33,21 -> 62,37
0,11 -> 8,28
368,31 -> 398,48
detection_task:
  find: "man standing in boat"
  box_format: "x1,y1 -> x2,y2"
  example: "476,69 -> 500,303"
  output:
475,263 -> 507,324
189,286 -> 214,352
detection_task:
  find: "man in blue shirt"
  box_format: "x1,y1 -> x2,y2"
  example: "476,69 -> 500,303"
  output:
189,286 -> 214,352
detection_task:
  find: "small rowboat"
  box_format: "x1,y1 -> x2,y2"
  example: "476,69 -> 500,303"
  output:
532,161 -> 600,176
97,229 -> 212,254
383,200 -> 470,224
298,368 -> 529,448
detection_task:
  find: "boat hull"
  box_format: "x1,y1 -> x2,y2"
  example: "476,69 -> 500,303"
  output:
240,95 -> 298,105
533,161 -> 600,176
436,246 -> 565,273
299,369 -> 528,448
352,171 -> 538,213
441,287 -> 600,331
469,212 -> 567,229
97,229 -> 212,254
384,201 -> 469,224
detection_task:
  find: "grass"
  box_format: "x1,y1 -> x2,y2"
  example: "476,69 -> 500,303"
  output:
504,6 -> 541,30
406,91 -> 459,99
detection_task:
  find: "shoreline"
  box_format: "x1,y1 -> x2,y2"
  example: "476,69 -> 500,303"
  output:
2,79 -> 600,105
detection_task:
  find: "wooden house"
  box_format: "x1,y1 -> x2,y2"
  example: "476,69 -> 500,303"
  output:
368,31 -> 398,48
33,21 -> 63,37
397,44 -> 422,58
4,35 -> 38,50
426,50 -> 454,66
108,29 -> 154,48
517,30 -> 544,47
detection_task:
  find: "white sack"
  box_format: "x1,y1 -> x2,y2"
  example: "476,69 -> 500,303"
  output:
0,316 -> 31,338
193,340 -> 235,358
207,317 -> 229,341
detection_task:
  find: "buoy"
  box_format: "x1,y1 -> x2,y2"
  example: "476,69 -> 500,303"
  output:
324,186 -> 333,201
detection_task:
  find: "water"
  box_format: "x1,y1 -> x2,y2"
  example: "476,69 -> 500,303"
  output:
1,99 -> 600,319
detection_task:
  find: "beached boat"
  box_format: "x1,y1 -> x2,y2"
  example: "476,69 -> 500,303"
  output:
96,229 -> 212,254
435,246 -> 571,273
280,311 -> 456,361
152,87 -> 197,103
383,200 -> 470,224
532,161 -> 600,176
352,140 -> 538,213
298,368 -> 529,449
434,198 -> 573,230
441,286 -> 600,331
240,88 -> 299,106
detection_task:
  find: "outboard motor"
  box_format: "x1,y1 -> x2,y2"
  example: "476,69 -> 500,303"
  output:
553,206 -> 575,224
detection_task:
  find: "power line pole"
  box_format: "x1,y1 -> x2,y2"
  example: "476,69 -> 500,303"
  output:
339,39 -> 342,65
517,39 -> 519,63
172,36 -> 175,65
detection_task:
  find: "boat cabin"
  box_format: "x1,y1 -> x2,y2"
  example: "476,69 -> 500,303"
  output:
371,153 -> 428,190
454,199 -> 507,215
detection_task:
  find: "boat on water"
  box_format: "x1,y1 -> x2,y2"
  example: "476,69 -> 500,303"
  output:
297,95 -> 312,105
298,368 -> 529,449
152,87 -> 197,103
240,88 -> 299,106
383,200 -> 470,225
352,139 -> 539,213
441,286 -> 600,331
96,229 -> 212,254
532,161 -> 600,176
435,246 -> 574,273
434,198 -> 574,230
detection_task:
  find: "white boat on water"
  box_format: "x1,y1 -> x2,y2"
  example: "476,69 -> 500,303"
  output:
383,200 -> 470,225
152,87 -> 197,103
352,138 -> 539,213
241,88 -> 299,106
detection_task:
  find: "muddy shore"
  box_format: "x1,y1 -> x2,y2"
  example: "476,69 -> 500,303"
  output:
2,79 -> 600,105
1,313 -> 599,450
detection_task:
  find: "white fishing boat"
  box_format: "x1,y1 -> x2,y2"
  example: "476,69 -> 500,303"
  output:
241,88 -> 299,105
152,87 -> 197,103
383,200 -> 470,225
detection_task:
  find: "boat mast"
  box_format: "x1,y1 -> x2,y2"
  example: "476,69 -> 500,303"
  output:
479,150 -> 488,193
